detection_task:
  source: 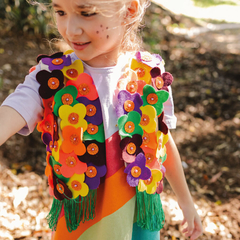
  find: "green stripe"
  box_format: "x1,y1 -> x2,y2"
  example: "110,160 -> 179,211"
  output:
78,197 -> 136,240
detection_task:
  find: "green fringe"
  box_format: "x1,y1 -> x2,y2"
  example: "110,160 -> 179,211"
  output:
47,189 -> 97,232
46,197 -> 63,231
136,187 -> 165,231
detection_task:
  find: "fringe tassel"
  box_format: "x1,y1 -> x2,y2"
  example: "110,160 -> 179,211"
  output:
136,187 -> 165,231
47,189 -> 97,232
46,197 -> 63,231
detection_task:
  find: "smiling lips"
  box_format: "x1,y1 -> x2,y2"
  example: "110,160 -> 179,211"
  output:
72,42 -> 90,50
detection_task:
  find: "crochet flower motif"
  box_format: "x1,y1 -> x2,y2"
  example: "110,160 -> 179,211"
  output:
42,132 -> 52,153
42,97 -> 54,117
156,165 -> 166,194
130,58 -> 152,84
45,153 -> 52,177
77,97 -> 103,125
50,155 -> 69,183
67,173 -> 89,199
62,126 -> 86,156
150,67 -> 173,92
141,85 -> 169,116
36,70 -> 64,99
141,131 -> 158,150
118,111 -> 143,139
66,73 -> 98,100
37,113 -> 54,136
124,153 -> 151,187
135,52 -> 163,70
53,85 -> 79,116
62,59 -> 83,81
53,173 -> 73,200
158,112 -> 168,135
139,105 -> 157,133
116,90 -> 143,118
59,103 -> 88,130
138,169 -> 163,194
78,140 -> 106,166
58,151 -> 87,178
83,123 -> 105,143
120,134 -> 143,163
85,163 -> 107,190
156,130 -> 169,158
40,52 -> 71,71
51,137 -> 62,162
141,146 -> 158,169
117,69 -> 146,95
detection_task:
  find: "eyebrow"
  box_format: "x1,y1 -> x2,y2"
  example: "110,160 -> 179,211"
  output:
52,2 -> 94,9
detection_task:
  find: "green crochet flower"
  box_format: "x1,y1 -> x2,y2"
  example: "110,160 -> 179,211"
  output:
53,85 -> 79,116
49,155 -> 69,183
141,85 -> 169,116
83,123 -> 105,143
118,111 -> 143,139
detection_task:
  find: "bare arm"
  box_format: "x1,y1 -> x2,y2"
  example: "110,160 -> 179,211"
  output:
163,131 -> 203,240
0,106 -> 27,146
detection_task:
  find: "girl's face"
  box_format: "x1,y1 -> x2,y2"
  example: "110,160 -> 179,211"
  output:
52,0 -> 126,67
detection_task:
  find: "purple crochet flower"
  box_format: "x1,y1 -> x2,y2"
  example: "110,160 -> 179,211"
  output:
85,163 -> 107,189
124,153 -> 151,187
77,97 -> 103,125
42,132 -> 52,153
116,90 -> 143,118
40,52 -> 71,71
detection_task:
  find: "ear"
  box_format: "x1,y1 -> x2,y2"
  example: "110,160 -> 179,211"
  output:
126,0 -> 139,19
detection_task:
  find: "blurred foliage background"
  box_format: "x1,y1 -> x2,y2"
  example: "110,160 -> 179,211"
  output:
0,0 -> 57,38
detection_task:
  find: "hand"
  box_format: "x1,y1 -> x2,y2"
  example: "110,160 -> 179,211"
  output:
179,202 -> 203,240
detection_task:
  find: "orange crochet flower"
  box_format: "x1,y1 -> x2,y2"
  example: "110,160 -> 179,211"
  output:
62,126 -> 86,156
141,130 -> 158,150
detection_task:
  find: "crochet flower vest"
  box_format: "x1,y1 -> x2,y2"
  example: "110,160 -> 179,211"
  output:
34,50 -> 173,233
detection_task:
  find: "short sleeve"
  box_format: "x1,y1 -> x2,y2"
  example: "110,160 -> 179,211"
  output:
162,86 -> 177,129
1,65 -> 44,135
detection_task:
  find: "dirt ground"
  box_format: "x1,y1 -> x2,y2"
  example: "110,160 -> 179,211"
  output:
0,3 -> 240,240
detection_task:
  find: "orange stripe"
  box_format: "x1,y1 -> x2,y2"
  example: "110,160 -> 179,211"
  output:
53,166 -> 136,240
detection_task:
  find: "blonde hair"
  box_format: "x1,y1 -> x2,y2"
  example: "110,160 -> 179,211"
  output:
90,0 -> 150,53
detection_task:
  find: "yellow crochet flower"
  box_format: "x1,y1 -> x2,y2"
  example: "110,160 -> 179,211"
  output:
67,173 -> 89,199
130,59 -> 152,84
156,131 -> 169,158
51,137 -> 62,162
139,105 -> 157,133
138,169 -> 163,194
62,59 -> 84,81
64,50 -> 74,55
59,103 -> 88,130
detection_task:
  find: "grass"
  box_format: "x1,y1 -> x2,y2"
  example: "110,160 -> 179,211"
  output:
193,0 -> 239,8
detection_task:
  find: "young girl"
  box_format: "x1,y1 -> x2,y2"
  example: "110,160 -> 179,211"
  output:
0,0 -> 203,239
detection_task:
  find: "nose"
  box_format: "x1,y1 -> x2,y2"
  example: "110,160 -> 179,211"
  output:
66,15 -> 83,38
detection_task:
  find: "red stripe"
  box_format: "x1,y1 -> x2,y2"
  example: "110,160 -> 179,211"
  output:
105,131 -> 124,178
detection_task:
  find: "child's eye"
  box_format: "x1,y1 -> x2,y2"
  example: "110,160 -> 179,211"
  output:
81,11 -> 97,17
55,10 -> 65,16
